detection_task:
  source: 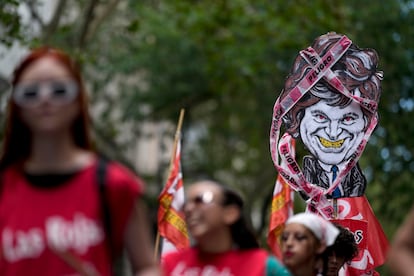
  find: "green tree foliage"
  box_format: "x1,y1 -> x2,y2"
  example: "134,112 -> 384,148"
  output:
0,0 -> 23,46
103,0 -> 414,239
342,0 -> 414,237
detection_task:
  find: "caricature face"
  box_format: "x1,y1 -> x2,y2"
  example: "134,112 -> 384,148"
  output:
299,98 -> 366,165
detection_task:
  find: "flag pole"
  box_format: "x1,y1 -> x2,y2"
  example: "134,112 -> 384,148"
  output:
154,108 -> 185,261
169,109 -> 185,169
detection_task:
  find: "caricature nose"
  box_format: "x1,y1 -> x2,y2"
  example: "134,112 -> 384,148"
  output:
327,120 -> 341,140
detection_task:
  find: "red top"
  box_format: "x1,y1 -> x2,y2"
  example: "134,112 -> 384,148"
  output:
162,247 -> 271,276
0,159 -> 143,275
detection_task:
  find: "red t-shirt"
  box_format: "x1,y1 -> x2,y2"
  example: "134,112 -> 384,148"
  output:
0,159 -> 143,275
162,247 -> 270,276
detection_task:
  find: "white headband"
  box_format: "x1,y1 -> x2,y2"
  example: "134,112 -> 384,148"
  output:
286,212 -> 339,246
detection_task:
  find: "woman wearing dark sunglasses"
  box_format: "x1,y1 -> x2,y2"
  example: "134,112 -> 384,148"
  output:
0,47 -> 161,276
162,180 -> 291,276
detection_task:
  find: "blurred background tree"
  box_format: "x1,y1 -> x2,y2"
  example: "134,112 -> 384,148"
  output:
1,1 -> 413,273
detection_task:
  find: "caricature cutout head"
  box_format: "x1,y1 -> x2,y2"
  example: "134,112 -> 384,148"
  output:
270,32 -> 382,216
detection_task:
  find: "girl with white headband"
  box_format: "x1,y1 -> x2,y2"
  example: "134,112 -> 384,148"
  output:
281,213 -> 339,276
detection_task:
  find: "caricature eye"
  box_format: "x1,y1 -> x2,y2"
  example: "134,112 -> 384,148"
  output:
313,112 -> 328,123
341,115 -> 357,125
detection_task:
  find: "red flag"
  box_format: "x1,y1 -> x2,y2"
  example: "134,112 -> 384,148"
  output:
157,139 -> 190,254
328,196 -> 389,275
267,139 -> 295,259
267,175 -> 294,259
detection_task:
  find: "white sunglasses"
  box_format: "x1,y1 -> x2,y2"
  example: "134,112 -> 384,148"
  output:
13,79 -> 79,108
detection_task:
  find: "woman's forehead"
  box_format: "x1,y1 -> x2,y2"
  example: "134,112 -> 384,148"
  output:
186,181 -> 221,195
19,56 -> 72,82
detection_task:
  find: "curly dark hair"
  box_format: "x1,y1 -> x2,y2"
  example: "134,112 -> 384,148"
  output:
322,223 -> 359,274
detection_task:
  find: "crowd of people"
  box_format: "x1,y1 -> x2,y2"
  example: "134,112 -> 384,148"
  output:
0,45 -> 411,275
162,180 -> 291,276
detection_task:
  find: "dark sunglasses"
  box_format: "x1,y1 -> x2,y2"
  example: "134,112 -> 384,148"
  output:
13,79 -> 78,108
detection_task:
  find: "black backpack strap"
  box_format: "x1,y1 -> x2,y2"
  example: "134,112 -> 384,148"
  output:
96,157 -> 113,255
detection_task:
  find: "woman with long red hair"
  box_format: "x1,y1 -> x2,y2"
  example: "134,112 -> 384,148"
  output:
0,47 -> 161,276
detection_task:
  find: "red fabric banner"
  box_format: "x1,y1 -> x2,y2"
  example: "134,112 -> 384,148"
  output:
329,196 -> 389,275
157,140 -> 189,251
267,175 -> 293,259
267,139 -> 295,259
